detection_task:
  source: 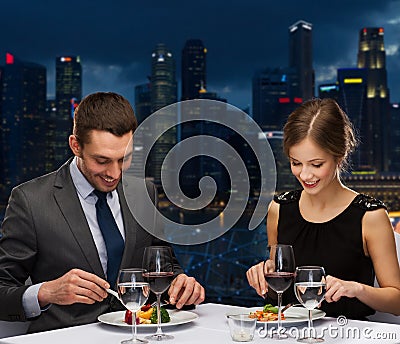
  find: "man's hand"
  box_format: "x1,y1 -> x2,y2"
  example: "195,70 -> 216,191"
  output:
168,274 -> 205,309
38,268 -> 110,307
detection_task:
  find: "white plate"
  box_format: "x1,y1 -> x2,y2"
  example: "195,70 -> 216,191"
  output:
228,307 -> 325,325
98,309 -> 198,328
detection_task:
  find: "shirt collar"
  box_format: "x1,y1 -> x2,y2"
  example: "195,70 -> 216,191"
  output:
69,157 -> 117,203
70,157 -> 96,201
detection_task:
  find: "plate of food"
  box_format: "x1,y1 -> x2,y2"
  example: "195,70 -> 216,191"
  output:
229,304 -> 325,325
98,305 -> 198,328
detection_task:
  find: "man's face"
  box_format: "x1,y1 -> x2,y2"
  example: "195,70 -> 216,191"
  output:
70,130 -> 133,192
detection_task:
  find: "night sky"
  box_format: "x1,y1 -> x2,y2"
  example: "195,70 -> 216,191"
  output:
1,0 -> 400,110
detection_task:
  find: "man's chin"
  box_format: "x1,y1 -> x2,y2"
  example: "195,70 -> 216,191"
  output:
95,179 -> 120,192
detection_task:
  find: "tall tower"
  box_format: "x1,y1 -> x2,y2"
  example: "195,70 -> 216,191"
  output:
134,83 -> 152,124
54,56 -> 82,168
0,53 -> 47,199
150,44 -> 177,112
252,67 -> 300,131
337,68 -> 368,169
288,20 -> 314,102
148,44 -> 177,184
181,39 -> 207,100
357,27 -> 390,172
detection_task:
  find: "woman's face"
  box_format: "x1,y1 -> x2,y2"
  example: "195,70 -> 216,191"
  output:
288,137 -> 340,195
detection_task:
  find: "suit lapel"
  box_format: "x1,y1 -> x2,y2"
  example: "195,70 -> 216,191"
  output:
53,161 -> 105,278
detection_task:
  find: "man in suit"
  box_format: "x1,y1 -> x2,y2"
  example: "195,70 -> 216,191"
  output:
0,92 -> 205,333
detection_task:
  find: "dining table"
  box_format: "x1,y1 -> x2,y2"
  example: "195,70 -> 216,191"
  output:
0,303 -> 399,344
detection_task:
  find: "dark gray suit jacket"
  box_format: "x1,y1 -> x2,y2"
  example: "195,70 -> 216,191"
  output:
0,160 -> 182,333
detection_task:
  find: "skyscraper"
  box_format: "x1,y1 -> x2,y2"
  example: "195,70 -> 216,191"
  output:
252,67 -> 300,131
288,20 -> 314,101
150,44 -> 177,112
148,44 -> 177,184
54,56 -> 82,169
0,53 -> 47,200
357,27 -> 390,172
337,68 -> 368,169
181,39 -> 207,101
390,103 -> 400,172
318,83 -> 339,101
134,82 -> 152,124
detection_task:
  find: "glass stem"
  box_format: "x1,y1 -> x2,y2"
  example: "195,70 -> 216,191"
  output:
277,292 -> 283,335
133,311 -> 137,341
308,309 -> 313,334
155,293 -> 163,336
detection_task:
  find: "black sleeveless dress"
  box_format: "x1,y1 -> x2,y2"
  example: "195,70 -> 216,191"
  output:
275,190 -> 386,319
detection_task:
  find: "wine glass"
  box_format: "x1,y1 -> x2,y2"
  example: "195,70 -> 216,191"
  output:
265,244 -> 296,339
294,266 -> 326,343
117,268 -> 150,344
142,246 -> 175,341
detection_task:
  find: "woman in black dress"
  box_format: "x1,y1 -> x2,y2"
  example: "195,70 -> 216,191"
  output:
246,98 -> 400,319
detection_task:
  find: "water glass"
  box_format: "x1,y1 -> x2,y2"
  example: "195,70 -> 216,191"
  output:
227,314 -> 257,342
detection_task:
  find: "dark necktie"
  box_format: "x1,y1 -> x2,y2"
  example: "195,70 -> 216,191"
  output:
93,190 -> 124,287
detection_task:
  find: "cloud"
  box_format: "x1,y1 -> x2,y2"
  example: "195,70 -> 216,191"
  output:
386,44 -> 399,56
315,65 -> 340,84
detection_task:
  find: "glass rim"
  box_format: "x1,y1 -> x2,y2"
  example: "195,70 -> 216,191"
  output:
227,314 -> 257,320
295,265 -> 325,270
144,245 -> 172,249
119,268 -> 147,272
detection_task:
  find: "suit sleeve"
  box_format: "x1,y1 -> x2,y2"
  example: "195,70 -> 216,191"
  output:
0,186 -> 37,321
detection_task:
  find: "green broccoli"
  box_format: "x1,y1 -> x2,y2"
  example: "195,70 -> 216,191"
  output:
263,303 -> 279,314
150,306 -> 171,324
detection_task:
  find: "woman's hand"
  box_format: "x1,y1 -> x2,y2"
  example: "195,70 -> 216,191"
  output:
246,260 -> 275,297
324,275 -> 362,303
246,262 -> 266,297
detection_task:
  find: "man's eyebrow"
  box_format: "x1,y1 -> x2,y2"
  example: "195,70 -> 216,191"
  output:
91,154 -> 110,160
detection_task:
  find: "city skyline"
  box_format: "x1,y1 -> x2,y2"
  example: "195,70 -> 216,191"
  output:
1,1 -> 400,110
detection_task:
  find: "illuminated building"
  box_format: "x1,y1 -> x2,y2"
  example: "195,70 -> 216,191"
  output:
252,67 -> 300,131
54,56 -> 82,169
134,83 -> 152,124
0,53 -> 47,201
148,44 -> 177,184
264,131 -> 297,192
343,172 -> 400,212
289,20 -> 314,101
337,68 -> 369,169
390,103 -> 400,172
181,39 -> 207,100
357,27 -> 390,172
318,83 -> 339,101
150,43 -> 177,112
45,99 -> 57,173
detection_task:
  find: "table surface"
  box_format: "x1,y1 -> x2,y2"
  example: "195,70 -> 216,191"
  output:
1,303 -> 399,344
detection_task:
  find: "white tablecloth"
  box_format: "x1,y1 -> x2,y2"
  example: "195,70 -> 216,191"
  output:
1,303 -> 399,343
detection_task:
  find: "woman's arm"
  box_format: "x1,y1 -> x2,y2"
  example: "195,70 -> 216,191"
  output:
325,208 -> 400,315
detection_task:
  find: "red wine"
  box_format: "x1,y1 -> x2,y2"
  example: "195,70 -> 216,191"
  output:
265,272 -> 294,293
143,272 -> 174,294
